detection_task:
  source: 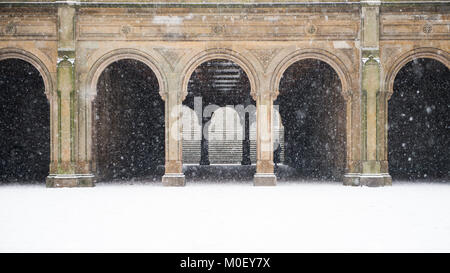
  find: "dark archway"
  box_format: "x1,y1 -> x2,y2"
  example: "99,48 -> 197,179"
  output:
276,59 -> 346,181
0,58 -> 50,183
183,59 -> 254,181
94,59 -> 164,182
389,58 -> 450,181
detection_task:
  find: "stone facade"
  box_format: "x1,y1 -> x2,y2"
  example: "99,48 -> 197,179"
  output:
0,0 -> 448,187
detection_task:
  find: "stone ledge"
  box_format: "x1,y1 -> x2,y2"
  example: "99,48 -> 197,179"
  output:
359,174 -> 392,187
46,174 -> 95,188
254,173 -> 277,186
162,173 -> 185,187
344,173 -> 392,187
343,173 -> 361,186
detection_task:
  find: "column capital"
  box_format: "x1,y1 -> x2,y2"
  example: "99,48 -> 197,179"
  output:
377,89 -> 393,97
252,90 -> 278,101
362,54 -> 380,65
57,54 -> 75,67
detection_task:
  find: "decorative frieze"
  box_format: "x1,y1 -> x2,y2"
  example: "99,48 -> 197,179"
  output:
381,22 -> 449,39
380,12 -> 450,40
0,17 -> 56,39
76,9 -> 359,41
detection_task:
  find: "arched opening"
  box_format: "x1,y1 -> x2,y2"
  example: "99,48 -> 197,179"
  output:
183,59 -> 255,181
388,58 -> 449,181
0,58 -> 50,183
94,59 -> 164,182
276,59 -> 346,181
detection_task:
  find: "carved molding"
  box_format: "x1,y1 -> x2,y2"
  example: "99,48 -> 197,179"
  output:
0,17 -> 57,39
180,48 -> 259,103
249,48 -> 281,72
121,25 -> 131,36
381,16 -> 449,40
305,23 -> 318,35
3,22 -> 17,36
422,23 -> 432,34
270,48 -> 353,101
384,47 -> 450,94
211,25 -> 225,35
86,48 -> 168,102
76,12 -> 359,41
0,47 -> 54,100
154,47 -> 188,71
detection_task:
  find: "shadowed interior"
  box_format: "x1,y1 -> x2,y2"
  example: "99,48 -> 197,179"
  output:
183,59 -> 255,181
94,59 -> 164,182
389,58 -> 450,181
0,58 -> 50,183
276,59 -> 346,181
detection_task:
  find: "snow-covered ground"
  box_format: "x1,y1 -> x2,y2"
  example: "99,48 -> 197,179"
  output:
1,181 -> 449,252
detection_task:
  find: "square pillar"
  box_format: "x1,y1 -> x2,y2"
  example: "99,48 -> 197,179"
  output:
360,54 -> 392,187
162,75 -> 185,186
254,93 -> 276,186
343,92 -> 363,186
350,2 -> 392,187
46,5 -> 94,187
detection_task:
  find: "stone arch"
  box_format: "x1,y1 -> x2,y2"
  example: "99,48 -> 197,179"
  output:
180,48 -> 259,101
85,49 -> 167,179
0,50 -> 51,182
86,48 -> 168,101
271,48 -> 352,100
0,47 -> 53,100
92,58 -> 165,180
387,55 -> 449,180
273,53 -> 349,179
384,47 -> 450,98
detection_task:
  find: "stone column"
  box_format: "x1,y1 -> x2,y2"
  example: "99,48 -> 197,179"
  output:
200,115 -> 211,166
162,73 -> 185,186
358,1 -> 392,186
343,91 -> 363,185
241,112 -> 251,165
377,89 -> 392,183
46,4 -> 94,187
254,92 -> 276,186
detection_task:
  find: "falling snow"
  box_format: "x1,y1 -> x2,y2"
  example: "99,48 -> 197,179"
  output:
1,182 -> 450,252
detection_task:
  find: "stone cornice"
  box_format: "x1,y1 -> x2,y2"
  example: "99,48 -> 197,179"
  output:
1,1 -> 449,8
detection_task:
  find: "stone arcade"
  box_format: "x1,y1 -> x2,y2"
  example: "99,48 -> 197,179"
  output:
0,0 -> 448,187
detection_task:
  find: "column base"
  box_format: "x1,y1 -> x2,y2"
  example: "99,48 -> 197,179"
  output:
162,173 -> 185,186
359,173 -> 392,187
253,173 -> 277,186
343,173 -> 361,186
46,174 -> 95,188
